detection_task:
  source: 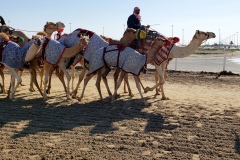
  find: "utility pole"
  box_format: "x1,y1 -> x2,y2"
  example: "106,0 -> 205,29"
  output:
182,29 -> 184,46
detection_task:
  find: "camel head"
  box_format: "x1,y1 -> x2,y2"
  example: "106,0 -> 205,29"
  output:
193,30 -> 216,41
78,35 -> 90,47
31,34 -> 43,46
43,21 -> 65,36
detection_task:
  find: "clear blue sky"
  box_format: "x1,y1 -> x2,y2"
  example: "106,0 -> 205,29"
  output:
1,0 -> 240,45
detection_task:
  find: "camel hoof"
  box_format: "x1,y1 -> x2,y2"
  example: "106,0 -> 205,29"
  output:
78,96 -> 82,102
20,83 -> 26,86
29,88 -> 35,92
123,90 -> 128,93
144,87 -> 150,93
161,97 -> 169,100
101,99 -> 108,103
72,94 -> 77,99
46,89 -> 51,94
43,96 -> 48,101
143,101 -> 149,106
129,93 -> 134,97
155,92 -> 160,95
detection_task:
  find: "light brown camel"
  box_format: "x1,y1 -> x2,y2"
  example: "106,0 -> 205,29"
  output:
31,21 -> 65,92
43,35 -> 89,100
78,37 -> 168,105
144,30 -> 216,100
0,32 -> 42,99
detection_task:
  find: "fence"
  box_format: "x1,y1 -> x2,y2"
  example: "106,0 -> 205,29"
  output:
148,50 -> 240,74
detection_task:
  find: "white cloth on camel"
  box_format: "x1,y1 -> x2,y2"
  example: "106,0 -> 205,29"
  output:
87,45 -> 146,76
45,39 -> 66,66
58,30 -> 108,65
1,41 -> 28,69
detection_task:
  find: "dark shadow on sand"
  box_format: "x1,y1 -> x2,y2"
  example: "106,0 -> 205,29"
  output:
0,93 -> 178,139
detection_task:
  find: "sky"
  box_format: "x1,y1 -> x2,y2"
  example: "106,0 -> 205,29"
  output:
1,0 -> 240,45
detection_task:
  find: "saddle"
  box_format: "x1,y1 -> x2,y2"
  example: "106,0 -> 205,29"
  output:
0,26 -> 15,36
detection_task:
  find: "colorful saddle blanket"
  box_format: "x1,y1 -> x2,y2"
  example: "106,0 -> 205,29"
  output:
87,45 -> 146,76
154,43 -> 174,66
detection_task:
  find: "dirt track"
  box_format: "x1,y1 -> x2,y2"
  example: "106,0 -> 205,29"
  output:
0,70 -> 240,159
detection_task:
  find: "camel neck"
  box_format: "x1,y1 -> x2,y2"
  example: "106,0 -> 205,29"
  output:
168,38 -> 202,58
120,37 -> 132,47
146,45 -> 160,64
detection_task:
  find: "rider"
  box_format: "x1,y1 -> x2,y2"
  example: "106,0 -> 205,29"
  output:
127,7 -> 150,49
0,16 -> 6,25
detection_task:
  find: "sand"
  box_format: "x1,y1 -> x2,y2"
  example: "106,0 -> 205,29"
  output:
0,69 -> 239,159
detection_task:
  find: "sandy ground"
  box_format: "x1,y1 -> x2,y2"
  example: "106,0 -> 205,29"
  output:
0,68 -> 240,159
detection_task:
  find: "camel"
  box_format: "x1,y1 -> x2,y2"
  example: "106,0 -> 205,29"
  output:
30,21 -> 65,92
78,37 -> 169,105
0,32 -> 42,99
144,30 -> 216,100
42,35 -> 89,100
0,22 -> 65,95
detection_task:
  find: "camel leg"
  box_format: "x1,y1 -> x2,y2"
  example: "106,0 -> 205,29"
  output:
123,73 -> 134,97
133,75 -> 148,106
46,66 -> 54,94
55,67 -> 67,93
113,68 -> 121,95
138,76 -> 145,90
58,61 -> 71,100
19,70 -> 25,86
112,71 -> 127,103
29,60 -> 43,96
29,68 -> 35,92
71,65 -> 75,92
97,67 -> 112,101
95,71 -> 104,101
43,63 -> 51,100
0,69 -> 6,94
160,71 -> 169,100
78,73 -> 95,102
39,61 -> 45,90
6,67 -> 22,99
144,63 -> 165,93
155,70 -> 160,95
71,67 -> 88,98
